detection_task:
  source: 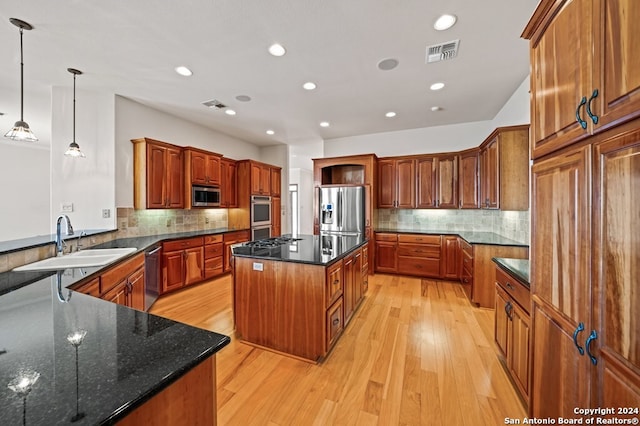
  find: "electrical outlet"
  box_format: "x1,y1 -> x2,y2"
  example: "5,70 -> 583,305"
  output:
61,202 -> 74,212
102,209 -> 111,218
205,217 -> 210,224
166,219 -> 171,227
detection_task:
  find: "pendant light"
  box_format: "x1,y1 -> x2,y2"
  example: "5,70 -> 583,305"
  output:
4,18 -> 38,142
64,68 -> 86,158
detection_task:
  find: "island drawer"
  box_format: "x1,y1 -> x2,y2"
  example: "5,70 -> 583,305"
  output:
326,259 -> 344,307
204,234 -> 223,245
326,297 -> 344,351
397,234 -> 441,245
375,233 -> 398,242
164,237 -> 204,252
204,242 -> 223,259
495,267 -> 530,313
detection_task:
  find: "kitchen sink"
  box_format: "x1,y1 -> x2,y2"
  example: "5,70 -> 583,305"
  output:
13,247 -> 138,272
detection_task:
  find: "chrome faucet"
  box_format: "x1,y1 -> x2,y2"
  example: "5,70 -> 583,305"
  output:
56,215 -> 74,256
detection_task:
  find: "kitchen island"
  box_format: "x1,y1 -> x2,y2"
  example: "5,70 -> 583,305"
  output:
232,234 -> 369,362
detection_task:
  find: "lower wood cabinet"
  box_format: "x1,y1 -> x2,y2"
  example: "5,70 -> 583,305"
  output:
374,233 -> 397,273
326,297 -> 344,351
343,247 -> 363,325
204,235 -> 224,279
162,237 -> 204,294
459,239 -> 474,299
99,253 -> 146,311
441,236 -> 460,280
224,230 -> 250,272
397,234 -> 441,278
471,244 -> 528,308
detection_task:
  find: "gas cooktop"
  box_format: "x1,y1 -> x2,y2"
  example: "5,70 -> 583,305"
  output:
244,236 -> 303,248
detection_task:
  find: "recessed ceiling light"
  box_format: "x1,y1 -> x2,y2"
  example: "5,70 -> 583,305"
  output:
268,43 -> 286,57
235,95 -> 252,102
266,130 -> 275,135
303,82 -> 317,90
431,106 -> 443,112
225,109 -> 236,116
385,111 -> 397,118
377,58 -> 399,71
320,121 -> 330,128
175,66 -> 193,77
434,14 -> 457,31
430,82 -> 445,91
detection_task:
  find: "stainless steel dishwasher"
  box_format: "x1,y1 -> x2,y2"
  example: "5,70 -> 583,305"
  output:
144,245 -> 161,310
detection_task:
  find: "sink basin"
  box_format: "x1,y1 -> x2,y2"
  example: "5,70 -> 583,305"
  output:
13,247 -> 137,272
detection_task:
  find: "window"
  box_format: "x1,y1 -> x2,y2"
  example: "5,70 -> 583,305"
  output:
289,184 -> 298,236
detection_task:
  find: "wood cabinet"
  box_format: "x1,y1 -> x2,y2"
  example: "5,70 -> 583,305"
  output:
471,244 -> 528,309
458,149 -> 480,208
441,236 -> 460,280
229,161 -> 281,230
374,233 -> 398,273
184,148 -> 221,186
161,237 -> 204,294
361,242 -> 369,295
220,157 -> 237,208
203,234 -> 224,279
479,126 -> 529,211
495,266 -> 531,404
100,253 -> 145,310
270,167 -> 281,197
132,138 -> 184,209
250,162 -> 271,195
343,247 -> 364,325
523,0 -> 640,160
271,197 -> 281,237
326,259 -> 343,308
223,230 -> 250,273
74,277 -> 101,298
459,239 -> 474,299
416,156 -> 436,208
378,158 -> 415,208
397,234 -> 442,278
436,155 -> 458,208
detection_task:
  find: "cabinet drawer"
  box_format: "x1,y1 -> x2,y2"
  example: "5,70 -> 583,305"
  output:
397,243 -> 441,258
326,297 -> 344,351
460,239 -> 473,255
73,277 -> 101,297
462,251 -> 473,272
101,253 -> 144,293
398,257 -> 440,277
326,260 -> 343,308
397,234 -> 441,245
224,230 -> 250,243
204,234 -> 223,244
204,242 -> 223,259
376,233 -> 398,242
495,267 -> 530,314
163,237 -> 204,252
204,257 -> 224,278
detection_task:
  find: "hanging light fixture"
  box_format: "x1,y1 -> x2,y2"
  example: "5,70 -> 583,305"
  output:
4,18 -> 38,142
64,68 -> 86,158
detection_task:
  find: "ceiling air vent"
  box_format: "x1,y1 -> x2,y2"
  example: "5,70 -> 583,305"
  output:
202,99 -> 226,109
425,39 -> 460,64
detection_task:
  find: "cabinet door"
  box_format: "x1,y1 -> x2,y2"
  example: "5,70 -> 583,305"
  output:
495,285 -> 510,358
271,196 -> 281,237
221,159 -> 237,207
509,301 -> 530,400
531,146 -> 592,416
593,129 -> 640,409
184,246 -> 204,286
205,155 -> 221,185
529,0 -> 593,158
480,139 -> 499,209
343,254 -> 355,324
441,236 -> 459,280
378,159 -> 396,208
102,280 -> 128,306
128,266 -> 145,311
190,151 -> 208,185
326,260 -> 343,307
416,157 -> 436,208
260,166 -> 271,195
395,159 -> 415,208
166,146 -> 184,208
353,249 -> 363,309
594,0 -> 640,133
270,168 -> 281,197
437,155 -> 458,208
250,163 -> 262,195
147,144 -> 167,208
162,250 -> 185,293
459,150 -> 479,208
374,241 -> 397,273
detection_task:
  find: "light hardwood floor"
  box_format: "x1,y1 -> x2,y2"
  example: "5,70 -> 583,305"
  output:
150,273 -> 526,425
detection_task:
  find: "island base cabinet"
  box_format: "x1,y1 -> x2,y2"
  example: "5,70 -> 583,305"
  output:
326,298 -> 344,350
117,355 -> 217,426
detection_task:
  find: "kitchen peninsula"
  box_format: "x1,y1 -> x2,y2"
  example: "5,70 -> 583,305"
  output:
232,234 -> 369,362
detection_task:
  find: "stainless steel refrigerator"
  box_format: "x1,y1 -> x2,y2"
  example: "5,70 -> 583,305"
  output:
319,186 -> 365,235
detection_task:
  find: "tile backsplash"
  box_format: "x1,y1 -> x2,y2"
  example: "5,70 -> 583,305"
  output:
376,209 -> 530,244
115,207 -> 228,238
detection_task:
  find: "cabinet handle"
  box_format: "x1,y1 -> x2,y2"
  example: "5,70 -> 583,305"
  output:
462,278 -> 468,283
572,322 -> 585,356
506,282 -> 514,290
332,318 -> 340,327
504,301 -> 513,320
586,88 -> 599,124
333,279 -> 340,285
576,96 -> 588,129
585,330 -> 598,365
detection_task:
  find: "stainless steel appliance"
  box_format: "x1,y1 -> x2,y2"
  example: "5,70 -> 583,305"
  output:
251,195 -> 272,226
319,186 -> 365,235
192,185 -> 221,207
144,245 -> 161,310
251,225 -> 271,241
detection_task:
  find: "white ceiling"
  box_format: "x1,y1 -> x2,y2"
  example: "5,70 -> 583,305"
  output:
0,0 -> 540,147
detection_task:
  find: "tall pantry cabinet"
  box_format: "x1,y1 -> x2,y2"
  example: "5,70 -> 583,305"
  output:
524,0 -> 640,417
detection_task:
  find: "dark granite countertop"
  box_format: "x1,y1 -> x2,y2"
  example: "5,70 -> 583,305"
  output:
0,229 -> 114,255
374,228 -> 528,247
493,257 -> 530,286
232,234 -> 367,266
0,228 -> 243,424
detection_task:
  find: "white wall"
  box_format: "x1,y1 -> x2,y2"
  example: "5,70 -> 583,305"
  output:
490,76 -> 530,128
0,85 -> 52,240
51,86 -> 117,234
260,144 -> 289,234
289,168 -> 314,235
115,96 -> 261,208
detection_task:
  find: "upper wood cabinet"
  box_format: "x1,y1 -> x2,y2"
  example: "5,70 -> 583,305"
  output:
416,155 -> 458,209
132,138 -> 184,209
523,0 -> 640,159
378,158 -> 415,208
248,161 -> 272,196
220,158 -> 237,208
459,148 -> 480,208
479,125 -> 529,211
271,196 -> 281,237
270,167 -> 281,197
184,148 -> 222,186
416,157 -> 436,208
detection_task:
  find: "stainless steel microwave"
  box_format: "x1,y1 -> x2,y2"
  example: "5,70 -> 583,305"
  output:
192,185 -> 221,207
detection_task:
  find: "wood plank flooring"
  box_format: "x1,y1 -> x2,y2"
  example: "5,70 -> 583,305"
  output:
150,273 -> 526,425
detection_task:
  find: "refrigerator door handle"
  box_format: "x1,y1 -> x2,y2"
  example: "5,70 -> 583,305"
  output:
337,189 -> 343,230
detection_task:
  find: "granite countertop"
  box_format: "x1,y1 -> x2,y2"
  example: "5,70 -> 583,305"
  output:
232,234 -> 367,266
374,228 -> 528,247
0,271 -> 230,425
493,257 -> 530,286
0,228 -> 243,424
